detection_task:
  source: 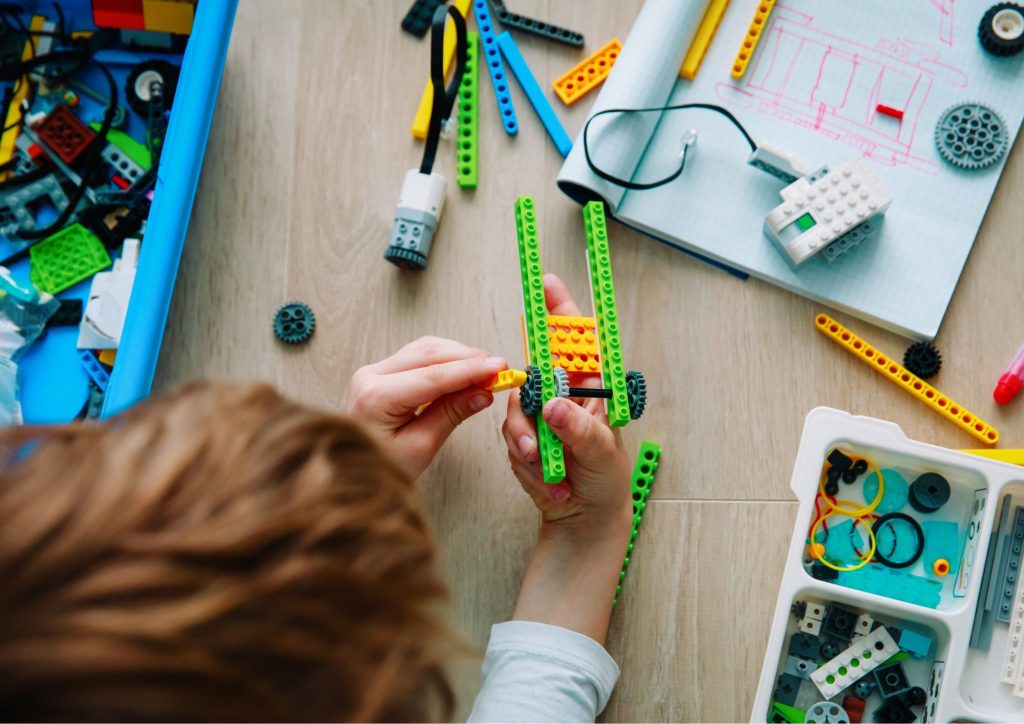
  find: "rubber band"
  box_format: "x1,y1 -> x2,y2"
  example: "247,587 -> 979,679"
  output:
808,508 -> 877,572
819,454 -> 885,518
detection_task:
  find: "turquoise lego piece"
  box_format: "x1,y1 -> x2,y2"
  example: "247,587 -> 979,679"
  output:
898,628 -> 933,658
815,518 -> 865,565
863,468 -> 909,514
495,31 -> 572,157
922,520 -> 958,575
836,565 -> 942,608
515,196 -> 565,483
615,440 -> 661,607
582,201 -> 630,426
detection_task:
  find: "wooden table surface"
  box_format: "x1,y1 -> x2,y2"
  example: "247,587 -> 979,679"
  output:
154,1 -> 1024,720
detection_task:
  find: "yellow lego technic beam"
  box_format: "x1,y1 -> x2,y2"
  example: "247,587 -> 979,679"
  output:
815,314 -> 998,445
0,15 -> 43,182
679,0 -> 729,80
552,38 -> 622,106
731,0 -> 775,80
411,0 -> 472,140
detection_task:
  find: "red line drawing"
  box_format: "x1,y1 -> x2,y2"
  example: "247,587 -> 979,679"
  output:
929,0 -> 955,47
717,4 -> 968,174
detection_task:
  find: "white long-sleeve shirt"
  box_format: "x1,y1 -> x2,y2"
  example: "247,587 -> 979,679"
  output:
468,621 -> 620,723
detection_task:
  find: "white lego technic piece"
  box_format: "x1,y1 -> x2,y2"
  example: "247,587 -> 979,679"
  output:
764,157 -> 892,267
77,238 -> 139,350
385,169 -> 447,270
854,613 -> 874,638
805,600 -> 827,621
799,617 -> 823,635
810,625 -> 899,698
748,143 -> 810,183
1002,565 -> 1024,685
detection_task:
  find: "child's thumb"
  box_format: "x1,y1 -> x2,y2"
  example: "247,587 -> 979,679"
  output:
541,398 -> 612,460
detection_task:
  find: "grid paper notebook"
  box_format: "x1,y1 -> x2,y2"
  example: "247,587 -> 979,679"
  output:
557,0 -> 1024,340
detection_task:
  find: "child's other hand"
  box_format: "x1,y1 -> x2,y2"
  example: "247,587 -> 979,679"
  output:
501,274 -> 632,529
345,337 -> 507,479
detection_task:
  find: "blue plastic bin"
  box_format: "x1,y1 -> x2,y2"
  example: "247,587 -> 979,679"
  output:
9,0 -> 238,421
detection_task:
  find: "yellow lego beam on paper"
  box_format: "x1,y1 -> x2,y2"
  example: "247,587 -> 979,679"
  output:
411,0 -> 472,140
0,15 -> 44,182
731,0 -> 775,79
680,0 -> 730,80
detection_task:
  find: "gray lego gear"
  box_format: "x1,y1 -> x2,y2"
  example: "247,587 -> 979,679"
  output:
934,102 -> 1008,170
553,367 -> 570,399
626,370 -> 647,420
520,365 -> 543,417
805,702 -> 850,724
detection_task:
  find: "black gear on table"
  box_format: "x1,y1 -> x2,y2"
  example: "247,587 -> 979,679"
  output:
519,364 -> 543,417
384,245 -> 428,270
626,370 -> 647,420
978,3 -> 1024,56
273,302 -> 316,344
903,341 -> 942,379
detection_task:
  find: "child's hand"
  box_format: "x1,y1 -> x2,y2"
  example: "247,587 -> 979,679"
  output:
501,274 -> 632,527
345,337 -> 507,479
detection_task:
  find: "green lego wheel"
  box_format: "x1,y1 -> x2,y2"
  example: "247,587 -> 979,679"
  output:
520,364 -> 543,417
274,302 -> 316,345
626,370 -> 647,420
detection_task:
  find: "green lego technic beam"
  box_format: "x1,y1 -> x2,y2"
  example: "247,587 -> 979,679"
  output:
515,196 -> 565,483
582,201 -> 629,426
614,439 -> 660,607
456,31 -> 479,189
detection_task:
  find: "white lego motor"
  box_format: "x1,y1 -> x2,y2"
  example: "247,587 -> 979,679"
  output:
764,158 -> 892,267
385,169 -> 446,271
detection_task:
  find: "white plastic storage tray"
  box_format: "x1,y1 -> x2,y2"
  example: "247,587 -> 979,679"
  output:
752,407 -> 1024,722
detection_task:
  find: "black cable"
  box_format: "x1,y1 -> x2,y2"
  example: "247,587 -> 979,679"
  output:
419,5 -> 467,175
582,102 -> 758,191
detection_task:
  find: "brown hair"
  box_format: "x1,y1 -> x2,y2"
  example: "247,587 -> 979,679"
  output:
0,380 -> 456,722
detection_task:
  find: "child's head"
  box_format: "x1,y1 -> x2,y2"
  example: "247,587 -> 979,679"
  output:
0,381 -> 456,721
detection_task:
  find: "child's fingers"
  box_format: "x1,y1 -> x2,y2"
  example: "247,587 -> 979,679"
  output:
374,356 -> 507,415
401,387 -> 494,456
503,390 -> 540,463
541,397 -> 616,462
543,273 -> 583,317
368,336 -> 487,375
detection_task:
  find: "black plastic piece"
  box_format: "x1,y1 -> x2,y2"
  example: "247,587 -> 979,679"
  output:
978,3 -> 1024,56
825,479 -> 840,496
854,679 -> 875,699
490,0 -> 585,47
828,449 -> 853,470
788,632 -> 820,660
46,298 -> 83,328
273,302 -> 315,345
851,459 -> 868,475
810,562 -> 839,581
626,369 -> 647,420
874,662 -> 911,699
822,604 -> 858,641
902,685 -> 927,707
384,246 -> 428,270
568,387 -> 613,399
909,472 -> 951,513
872,512 -> 925,569
903,341 -> 942,379
874,698 -> 916,723
773,673 -> 802,707
401,0 -> 447,38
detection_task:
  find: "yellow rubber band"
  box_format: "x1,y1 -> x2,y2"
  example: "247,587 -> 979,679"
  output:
819,454 -> 885,518
808,509 -> 877,572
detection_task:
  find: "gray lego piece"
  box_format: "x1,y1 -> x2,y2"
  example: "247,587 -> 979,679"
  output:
784,654 -> 814,679
388,207 -> 437,256
102,143 -> 145,186
996,505 -> 1024,622
774,672 -> 802,706
971,495 -> 1012,649
821,219 -> 877,264
0,174 -> 68,239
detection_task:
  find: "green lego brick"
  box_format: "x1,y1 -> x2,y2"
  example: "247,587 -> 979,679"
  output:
90,124 -> 152,170
582,201 -> 629,426
515,196 -> 565,483
456,31 -> 479,189
771,701 -> 806,723
614,439 -> 660,607
29,223 -> 111,294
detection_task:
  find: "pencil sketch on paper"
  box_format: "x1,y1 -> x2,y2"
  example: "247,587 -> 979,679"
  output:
716,4 -> 968,174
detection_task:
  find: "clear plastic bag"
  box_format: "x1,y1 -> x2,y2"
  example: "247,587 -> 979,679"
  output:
0,292 -> 59,425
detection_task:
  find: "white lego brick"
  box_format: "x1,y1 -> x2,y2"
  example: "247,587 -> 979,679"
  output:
77,238 -> 139,350
748,143 -> 809,183
810,626 -> 899,699
1002,565 -> 1024,684
855,613 -> 874,637
799,617 -> 822,635
764,157 -> 892,267
805,600 -> 827,621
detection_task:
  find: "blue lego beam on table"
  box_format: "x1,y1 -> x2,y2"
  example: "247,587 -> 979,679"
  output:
496,31 -> 572,157
471,0 -> 518,136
